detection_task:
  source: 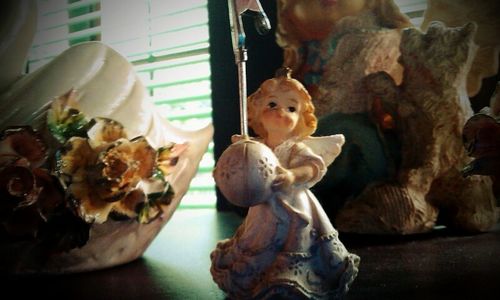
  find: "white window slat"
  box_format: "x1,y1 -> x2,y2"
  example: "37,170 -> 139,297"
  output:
36,10 -> 69,31
100,0 -> 149,44
150,8 -> 208,34
149,0 -> 207,17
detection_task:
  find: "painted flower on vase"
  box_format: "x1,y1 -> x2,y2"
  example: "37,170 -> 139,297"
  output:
0,89 -> 185,253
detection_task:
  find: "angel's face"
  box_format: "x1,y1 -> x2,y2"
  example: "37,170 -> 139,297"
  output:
260,88 -> 302,135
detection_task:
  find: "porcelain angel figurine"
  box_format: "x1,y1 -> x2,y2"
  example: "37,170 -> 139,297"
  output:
211,68 -> 359,299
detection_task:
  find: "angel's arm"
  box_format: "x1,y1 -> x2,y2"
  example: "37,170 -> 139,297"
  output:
272,143 -> 324,191
272,164 -> 317,191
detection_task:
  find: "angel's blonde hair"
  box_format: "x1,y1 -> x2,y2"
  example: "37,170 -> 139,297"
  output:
248,68 -> 317,139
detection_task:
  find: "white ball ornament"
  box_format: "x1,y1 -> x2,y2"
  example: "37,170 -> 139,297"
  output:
213,138 -> 280,207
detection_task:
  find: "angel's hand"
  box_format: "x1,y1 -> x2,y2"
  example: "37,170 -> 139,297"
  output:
272,166 -> 295,192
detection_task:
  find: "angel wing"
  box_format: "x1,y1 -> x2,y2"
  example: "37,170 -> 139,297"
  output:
302,134 -> 345,167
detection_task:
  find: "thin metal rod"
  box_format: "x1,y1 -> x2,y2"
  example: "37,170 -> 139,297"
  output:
237,49 -> 248,136
228,0 -> 249,137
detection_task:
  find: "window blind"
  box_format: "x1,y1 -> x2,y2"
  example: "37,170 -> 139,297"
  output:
28,0 -> 216,208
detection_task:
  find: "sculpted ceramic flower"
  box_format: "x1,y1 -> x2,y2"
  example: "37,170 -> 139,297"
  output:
1,89 -> 180,255
0,127 -> 66,239
56,114 -> 178,224
47,89 -> 89,143
0,127 -> 49,218
57,119 -> 157,223
86,117 -> 127,148
156,142 -> 189,176
1,167 -> 69,241
0,126 -> 48,168
96,136 -> 156,201
0,165 -> 40,220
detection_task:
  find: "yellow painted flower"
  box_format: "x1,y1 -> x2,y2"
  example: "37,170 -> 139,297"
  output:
57,118 -> 159,223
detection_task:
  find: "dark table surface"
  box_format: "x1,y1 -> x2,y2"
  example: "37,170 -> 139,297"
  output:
4,209 -> 500,299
